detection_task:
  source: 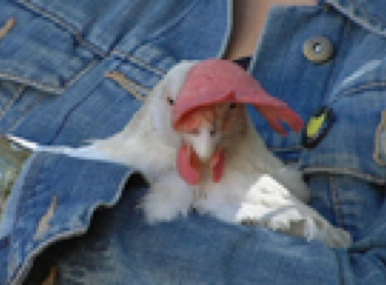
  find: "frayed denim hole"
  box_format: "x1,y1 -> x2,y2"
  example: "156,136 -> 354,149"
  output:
0,235 -> 10,250
373,110 -> 386,166
0,18 -> 16,42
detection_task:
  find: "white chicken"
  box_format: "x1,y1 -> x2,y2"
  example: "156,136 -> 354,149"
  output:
18,59 -> 351,248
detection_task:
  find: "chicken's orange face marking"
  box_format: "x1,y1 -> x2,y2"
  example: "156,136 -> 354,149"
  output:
172,59 -> 305,186
174,105 -> 218,134
174,102 -> 244,135
175,103 -> 246,186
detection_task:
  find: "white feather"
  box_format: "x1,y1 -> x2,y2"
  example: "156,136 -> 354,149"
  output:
18,60 -> 350,248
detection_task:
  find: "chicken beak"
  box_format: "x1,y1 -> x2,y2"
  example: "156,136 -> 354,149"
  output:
173,58 -> 305,186
178,125 -> 226,185
183,125 -> 219,162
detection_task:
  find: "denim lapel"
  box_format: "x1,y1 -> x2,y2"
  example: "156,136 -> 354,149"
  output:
327,0 -> 386,37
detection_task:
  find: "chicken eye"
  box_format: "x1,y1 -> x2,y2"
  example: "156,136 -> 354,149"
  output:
167,97 -> 175,106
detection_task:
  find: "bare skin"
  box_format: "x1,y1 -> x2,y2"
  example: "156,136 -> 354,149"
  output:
225,0 -> 317,60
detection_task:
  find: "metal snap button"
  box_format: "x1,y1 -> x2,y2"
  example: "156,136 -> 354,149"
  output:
303,36 -> 334,64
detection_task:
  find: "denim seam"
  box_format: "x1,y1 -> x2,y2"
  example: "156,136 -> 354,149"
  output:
0,72 -> 63,94
322,12 -> 350,104
0,53 -> 167,100
332,81 -> 386,103
105,71 -> 149,101
5,154 -> 48,282
13,154 -> 51,223
105,70 -> 153,93
330,177 -> 345,228
64,59 -> 99,92
140,0 -> 200,44
5,94 -> 44,134
0,58 -> 99,95
10,226 -> 89,284
111,50 -> 166,75
10,154 -> 65,282
0,85 -> 44,134
14,0 -> 107,58
303,166 -> 386,185
270,145 -> 303,152
327,0 -> 386,38
222,231 -> 253,285
354,0 -> 386,28
10,1 -> 179,95
0,85 -> 25,121
47,76 -> 107,144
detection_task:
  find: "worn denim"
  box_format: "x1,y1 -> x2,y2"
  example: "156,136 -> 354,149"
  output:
1,0 -> 386,284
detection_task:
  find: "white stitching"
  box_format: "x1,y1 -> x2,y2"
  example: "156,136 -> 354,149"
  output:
111,50 -> 166,76
333,81 -> 386,102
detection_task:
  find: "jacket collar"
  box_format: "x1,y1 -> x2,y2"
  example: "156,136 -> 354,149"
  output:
326,0 -> 386,38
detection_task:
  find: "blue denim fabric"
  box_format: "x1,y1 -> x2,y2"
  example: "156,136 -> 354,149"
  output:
1,0 -> 386,284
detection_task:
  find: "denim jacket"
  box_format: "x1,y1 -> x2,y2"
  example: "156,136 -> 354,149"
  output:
1,0 -> 386,284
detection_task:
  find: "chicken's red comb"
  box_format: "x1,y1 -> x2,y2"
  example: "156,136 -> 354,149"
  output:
173,59 -> 304,136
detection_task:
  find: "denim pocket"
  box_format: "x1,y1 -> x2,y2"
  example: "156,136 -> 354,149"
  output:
0,2 -> 102,135
0,11 -> 97,96
301,84 -> 386,185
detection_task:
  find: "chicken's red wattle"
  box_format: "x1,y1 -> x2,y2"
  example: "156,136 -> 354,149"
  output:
177,143 -> 200,185
174,58 -> 305,185
177,143 -> 226,185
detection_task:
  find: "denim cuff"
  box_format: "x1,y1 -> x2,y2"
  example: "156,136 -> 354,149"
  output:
0,151 -> 132,284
